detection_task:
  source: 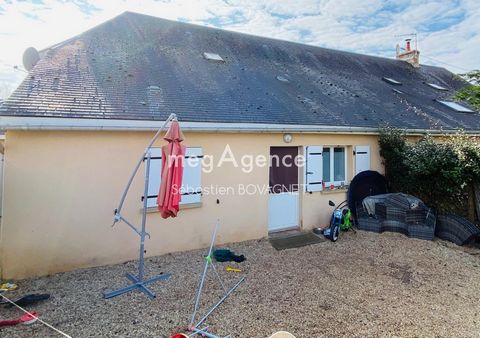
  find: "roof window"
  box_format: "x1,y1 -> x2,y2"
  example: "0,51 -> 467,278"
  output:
203,52 -> 225,62
382,77 -> 402,85
426,83 -> 448,91
436,100 -> 475,113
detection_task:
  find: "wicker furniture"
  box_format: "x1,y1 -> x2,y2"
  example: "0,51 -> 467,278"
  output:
357,193 -> 436,240
436,215 -> 480,246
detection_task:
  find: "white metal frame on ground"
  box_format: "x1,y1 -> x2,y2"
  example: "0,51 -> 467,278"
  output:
187,221 -> 245,338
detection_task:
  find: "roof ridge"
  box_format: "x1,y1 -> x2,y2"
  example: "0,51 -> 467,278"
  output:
38,10 -> 444,70
39,11 -> 133,54
120,11 -> 403,65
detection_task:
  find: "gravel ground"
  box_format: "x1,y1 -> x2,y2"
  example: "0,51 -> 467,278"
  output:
1,230 -> 480,338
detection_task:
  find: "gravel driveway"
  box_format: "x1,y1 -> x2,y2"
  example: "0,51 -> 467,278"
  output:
1,230 -> 479,337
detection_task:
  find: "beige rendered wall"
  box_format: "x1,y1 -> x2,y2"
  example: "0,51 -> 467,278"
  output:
0,139 -> 4,217
0,130 -> 383,279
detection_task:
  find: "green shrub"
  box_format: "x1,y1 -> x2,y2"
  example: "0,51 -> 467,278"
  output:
453,70 -> 480,110
379,128 -> 480,214
453,85 -> 480,110
378,127 -> 409,192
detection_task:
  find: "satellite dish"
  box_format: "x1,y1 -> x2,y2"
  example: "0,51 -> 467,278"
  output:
22,47 -> 40,71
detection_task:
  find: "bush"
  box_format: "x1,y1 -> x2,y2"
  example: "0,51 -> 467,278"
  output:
453,85 -> 480,110
379,128 -> 480,215
453,70 -> 480,110
378,127 -> 409,192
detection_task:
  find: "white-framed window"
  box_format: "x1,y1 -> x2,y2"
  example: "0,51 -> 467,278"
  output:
305,145 -> 348,192
322,146 -> 346,186
145,147 -> 203,208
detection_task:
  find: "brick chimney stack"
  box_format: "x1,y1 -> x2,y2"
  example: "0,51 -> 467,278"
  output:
396,38 -> 420,68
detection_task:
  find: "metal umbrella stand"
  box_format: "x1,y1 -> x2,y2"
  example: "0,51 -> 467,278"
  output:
187,221 -> 245,338
104,113 -> 178,299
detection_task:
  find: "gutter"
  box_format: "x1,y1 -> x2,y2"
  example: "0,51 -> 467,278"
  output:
1,116 -> 479,136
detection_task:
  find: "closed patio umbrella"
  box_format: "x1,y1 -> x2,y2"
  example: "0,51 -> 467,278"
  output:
157,120 -> 186,218
106,114 -> 179,300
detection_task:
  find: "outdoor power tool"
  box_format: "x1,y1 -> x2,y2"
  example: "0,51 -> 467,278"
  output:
322,200 -> 352,242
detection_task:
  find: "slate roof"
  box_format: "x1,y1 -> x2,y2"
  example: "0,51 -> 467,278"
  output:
1,11 -> 478,131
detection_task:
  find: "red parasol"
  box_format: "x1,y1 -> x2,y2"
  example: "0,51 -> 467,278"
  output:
157,120 -> 186,218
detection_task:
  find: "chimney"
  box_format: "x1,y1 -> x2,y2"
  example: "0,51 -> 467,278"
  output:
396,38 -> 420,68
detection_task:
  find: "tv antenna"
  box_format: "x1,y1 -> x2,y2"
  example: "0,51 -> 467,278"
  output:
394,33 -> 417,51
13,65 -> 28,73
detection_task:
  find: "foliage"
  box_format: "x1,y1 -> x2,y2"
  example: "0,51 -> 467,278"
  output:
378,127 -> 409,192
404,136 -> 463,211
450,132 -> 480,182
457,70 -> 480,85
378,128 -> 480,214
453,70 -> 480,111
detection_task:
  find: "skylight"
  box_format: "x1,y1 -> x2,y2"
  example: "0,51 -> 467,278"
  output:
427,83 -> 448,91
437,100 -> 475,113
382,77 -> 402,85
203,52 -> 224,62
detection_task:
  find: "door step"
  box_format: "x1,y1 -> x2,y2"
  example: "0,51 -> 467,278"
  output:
268,229 -> 303,239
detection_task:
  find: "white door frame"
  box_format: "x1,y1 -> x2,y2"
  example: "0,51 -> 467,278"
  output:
268,146 -> 300,232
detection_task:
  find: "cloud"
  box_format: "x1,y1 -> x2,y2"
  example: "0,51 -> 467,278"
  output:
0,0 -> 479,99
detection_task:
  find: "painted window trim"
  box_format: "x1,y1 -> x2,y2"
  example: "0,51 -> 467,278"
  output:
322,146 -> 347,187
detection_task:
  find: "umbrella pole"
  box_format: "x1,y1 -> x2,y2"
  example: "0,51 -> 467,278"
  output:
104,114 -> 177,299
104,152 -> 171,299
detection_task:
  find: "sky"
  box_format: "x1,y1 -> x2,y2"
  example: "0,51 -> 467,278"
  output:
0,0 -> 479,99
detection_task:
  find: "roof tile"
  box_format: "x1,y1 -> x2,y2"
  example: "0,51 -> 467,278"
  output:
0,11 -> 477,131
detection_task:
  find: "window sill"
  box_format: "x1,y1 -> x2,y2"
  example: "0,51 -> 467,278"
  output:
145,202 -> 202,213
321,186 -> 349,194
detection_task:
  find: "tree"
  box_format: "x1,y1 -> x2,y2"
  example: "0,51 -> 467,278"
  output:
453,70 -> 480,110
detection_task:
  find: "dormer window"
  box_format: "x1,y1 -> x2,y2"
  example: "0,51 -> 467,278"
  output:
203,52 -> 225,62
382,77 -> 402,85
427,83 -> 448,91
436,100 -> 475,113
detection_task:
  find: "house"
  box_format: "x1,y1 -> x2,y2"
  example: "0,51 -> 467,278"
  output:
0,12 -> 478,279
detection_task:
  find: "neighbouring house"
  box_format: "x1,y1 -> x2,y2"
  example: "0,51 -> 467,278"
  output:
0,12 -> 478,279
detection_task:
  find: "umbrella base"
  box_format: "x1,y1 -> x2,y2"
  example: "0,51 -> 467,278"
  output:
104,272 -> 171,299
